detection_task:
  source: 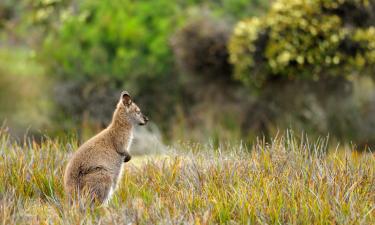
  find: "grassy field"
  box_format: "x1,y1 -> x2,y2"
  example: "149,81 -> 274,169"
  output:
0,129 -> 374,224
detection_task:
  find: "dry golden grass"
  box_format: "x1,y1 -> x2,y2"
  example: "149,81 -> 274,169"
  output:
0,129 -> 374,224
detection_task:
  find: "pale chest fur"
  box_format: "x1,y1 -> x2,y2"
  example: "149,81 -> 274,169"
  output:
125,132 -> 134,152
106,131 -> 134,203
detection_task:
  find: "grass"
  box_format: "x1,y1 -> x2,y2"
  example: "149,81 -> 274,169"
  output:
0,129 -> 374,224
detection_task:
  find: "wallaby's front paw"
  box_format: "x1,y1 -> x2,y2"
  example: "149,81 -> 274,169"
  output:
124,154 -> 131,163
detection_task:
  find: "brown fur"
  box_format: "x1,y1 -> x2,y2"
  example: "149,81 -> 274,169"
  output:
64,91 -> 148,204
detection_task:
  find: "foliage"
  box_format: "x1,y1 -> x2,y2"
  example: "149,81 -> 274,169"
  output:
26,0 -> 73,27
0,48 -> 50,135
172,14 -> 233,81
36,0 -> 272,134
0,130 -> 374,224
41,0 -> 183,81
0,0 -> 18,28
40,0 -> 271,82
184,0 -> 271,20
229,0 -> 375,87
38,0 -> 187,133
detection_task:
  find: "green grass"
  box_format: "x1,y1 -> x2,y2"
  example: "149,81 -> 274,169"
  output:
0,129 -> 374,224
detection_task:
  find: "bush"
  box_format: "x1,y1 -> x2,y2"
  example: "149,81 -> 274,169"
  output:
39,0 -> 189,133
0,47 -> 50,136
172,14 -> 232,81
0,0 -> 16,28
229,0 -> 375,87
42,0 -> 183,81
227,0 -> 375,145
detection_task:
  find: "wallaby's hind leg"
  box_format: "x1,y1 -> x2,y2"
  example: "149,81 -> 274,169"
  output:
81,171 -> 112,204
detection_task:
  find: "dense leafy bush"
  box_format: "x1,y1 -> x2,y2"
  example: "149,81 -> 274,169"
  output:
227,0 -> 375,145
0,0 -> 16,28
172,14 -> 232,81
229,0 -> 375,87
42,0 -> 184,81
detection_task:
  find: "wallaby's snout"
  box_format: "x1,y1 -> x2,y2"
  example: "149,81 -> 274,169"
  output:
140,115 -> 149,126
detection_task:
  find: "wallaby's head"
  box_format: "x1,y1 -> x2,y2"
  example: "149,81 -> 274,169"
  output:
117,91 -> 149,126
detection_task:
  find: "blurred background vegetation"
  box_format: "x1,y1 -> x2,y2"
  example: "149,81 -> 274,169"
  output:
0,0 -> 374,148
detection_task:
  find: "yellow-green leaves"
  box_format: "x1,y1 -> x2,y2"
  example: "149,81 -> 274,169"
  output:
229,0 -> 375,87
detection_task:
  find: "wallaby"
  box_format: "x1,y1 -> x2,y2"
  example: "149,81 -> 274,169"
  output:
64,91 -> 148,204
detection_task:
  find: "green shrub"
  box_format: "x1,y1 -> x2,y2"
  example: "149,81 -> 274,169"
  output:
41,0 -> 184,81
229,0 -> 375,87
0,0 -> 16,28
228,0 -> 375,143
0,47 -> 50,135
39,0 -> 189,132
172,14 -> 232,81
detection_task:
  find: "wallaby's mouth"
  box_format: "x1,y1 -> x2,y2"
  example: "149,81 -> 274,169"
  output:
139,116 -> 149,125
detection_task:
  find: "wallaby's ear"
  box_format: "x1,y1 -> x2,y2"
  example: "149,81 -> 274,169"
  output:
121,91 -> 132,106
